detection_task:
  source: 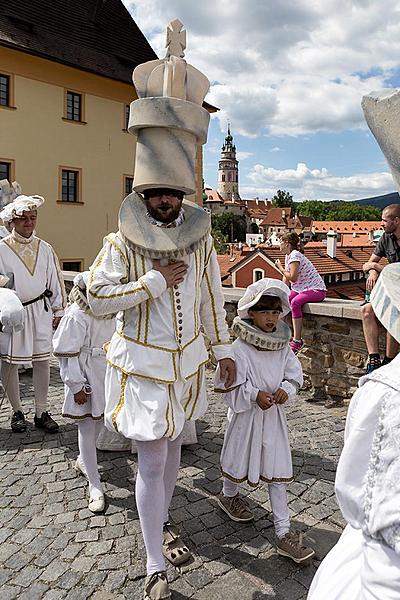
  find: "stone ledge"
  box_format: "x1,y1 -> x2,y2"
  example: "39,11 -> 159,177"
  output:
223,288 -> 362,321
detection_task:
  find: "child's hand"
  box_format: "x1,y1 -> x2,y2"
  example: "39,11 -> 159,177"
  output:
256,391 -> 274,410
74,389 -> 88,405
274,388 -> 288,404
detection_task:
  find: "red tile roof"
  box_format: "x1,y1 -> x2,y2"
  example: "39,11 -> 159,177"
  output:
312,221 -> 382,233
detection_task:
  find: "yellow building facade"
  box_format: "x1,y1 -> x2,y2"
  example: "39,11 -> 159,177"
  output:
0,46 -> 139,270
0,4 -> 206,270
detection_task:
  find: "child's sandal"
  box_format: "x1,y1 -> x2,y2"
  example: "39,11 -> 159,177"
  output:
162,522 -> 192,566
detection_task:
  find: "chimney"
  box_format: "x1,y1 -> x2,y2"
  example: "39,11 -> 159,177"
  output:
327,230 -> 337,258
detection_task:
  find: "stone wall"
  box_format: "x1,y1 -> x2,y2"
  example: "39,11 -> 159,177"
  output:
223,290 -> 387,401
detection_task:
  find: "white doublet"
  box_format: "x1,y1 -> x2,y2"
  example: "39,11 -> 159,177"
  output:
53,303 -> 116,419
308,355 -> 400,600
0,231 -> 66,363
89,231 -> 232,441
216,338 -> 303,486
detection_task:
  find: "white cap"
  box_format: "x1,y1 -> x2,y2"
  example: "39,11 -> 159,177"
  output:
238,278 -> 290,319
371,263 -> 400,343
0,194 -> 45,224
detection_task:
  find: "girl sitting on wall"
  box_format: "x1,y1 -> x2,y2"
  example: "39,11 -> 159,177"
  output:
275,232 -> 326,354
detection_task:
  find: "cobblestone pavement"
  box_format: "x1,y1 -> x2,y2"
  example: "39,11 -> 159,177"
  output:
0,362 -> 348,600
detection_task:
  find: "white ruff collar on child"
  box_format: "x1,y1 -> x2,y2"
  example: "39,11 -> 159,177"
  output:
232,316 -> 291,351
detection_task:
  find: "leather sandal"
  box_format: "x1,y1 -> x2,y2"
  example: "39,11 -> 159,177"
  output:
162,522 -> 192,567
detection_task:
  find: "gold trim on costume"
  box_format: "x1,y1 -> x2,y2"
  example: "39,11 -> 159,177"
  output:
204,271 -> 221,343
53,351 -> 80,357
89,283 -> 146,300
214,384 -> 241,394
164,388 -> 171,437
62,413 -> 104,420
3,237 -> 41,276
112,371 -> 128,431
188,368 -> 202,419
116,328 -> 202,354
105,234 -> 129,273
194,249 -> 199,332
144,299 -> 150,343
106,358 -> 176,384
167,385 -> 175,438
170,288 -> 179,340
221,468 -> 294,487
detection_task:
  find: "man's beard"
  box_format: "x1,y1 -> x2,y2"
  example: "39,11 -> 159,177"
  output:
147,204 -> 181,223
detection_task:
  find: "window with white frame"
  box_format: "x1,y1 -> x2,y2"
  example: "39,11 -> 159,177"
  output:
253,268 -> 264,282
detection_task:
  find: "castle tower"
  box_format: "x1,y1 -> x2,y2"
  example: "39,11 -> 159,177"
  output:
217,124 -> 241,202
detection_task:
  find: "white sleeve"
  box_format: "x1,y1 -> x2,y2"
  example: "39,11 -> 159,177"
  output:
280,348 -> 303,405
58,357 -> 87,394
200,237 -> 233,361
88,234 -> 167,317
46,245 -> 67,317
214,351 -> 257,413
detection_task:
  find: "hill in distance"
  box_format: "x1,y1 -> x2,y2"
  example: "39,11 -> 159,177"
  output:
353,191 -> 400,208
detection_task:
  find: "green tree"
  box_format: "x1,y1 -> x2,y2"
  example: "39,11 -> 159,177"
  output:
271,189 -> 295,209
297,200 -> 381,221
211,212 -> 247,242
249,222 -> 259,234
297,200 -> 328,220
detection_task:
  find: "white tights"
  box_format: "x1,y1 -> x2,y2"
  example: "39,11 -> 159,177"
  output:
135,431 -> 183,574
1,360 -> 50,416
78,418 -> 103,499
223,478 -> 290,538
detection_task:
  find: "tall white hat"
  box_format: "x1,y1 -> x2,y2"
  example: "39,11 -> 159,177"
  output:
371,263 -> 400,343
238,278 -> 290,319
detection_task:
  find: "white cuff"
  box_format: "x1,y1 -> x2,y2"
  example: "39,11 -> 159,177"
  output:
139,270 -> 167,299
69,382 -> 86,395
213,344 -> 234,362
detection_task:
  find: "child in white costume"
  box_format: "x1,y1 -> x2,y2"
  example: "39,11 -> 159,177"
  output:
53,272 -> 117,512
308,262 -> 400,600
215,278 -> 315,563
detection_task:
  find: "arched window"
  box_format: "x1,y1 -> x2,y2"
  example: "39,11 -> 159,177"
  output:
253,269 -> 264,282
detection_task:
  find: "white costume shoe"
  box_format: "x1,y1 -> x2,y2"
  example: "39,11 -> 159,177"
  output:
74,457 -> 88,479
88,492 -> 105,513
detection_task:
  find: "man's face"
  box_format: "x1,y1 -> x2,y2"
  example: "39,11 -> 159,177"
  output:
248,309 -> 281,332
11,210 -> 37,238
145,190 -> 183,224
381,210 -> 400,234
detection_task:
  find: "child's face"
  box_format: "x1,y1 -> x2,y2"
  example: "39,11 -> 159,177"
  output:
248,309 -> 281,332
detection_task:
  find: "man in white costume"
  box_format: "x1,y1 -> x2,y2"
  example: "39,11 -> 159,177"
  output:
308,262 -> 400,600
88,19 -> 235,600
0,194 -> 66,433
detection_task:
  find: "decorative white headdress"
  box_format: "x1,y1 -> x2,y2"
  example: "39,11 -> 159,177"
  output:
371,263 -> 400,343
237,278 -> 291,319
118,20 -> 212,260
0,194 -> 45,224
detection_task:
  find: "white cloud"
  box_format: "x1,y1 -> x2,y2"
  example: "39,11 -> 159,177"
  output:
236,151 -> 254,161
124,0 -> 400,137
270,147 -> 282,153
245,162 -> 394,201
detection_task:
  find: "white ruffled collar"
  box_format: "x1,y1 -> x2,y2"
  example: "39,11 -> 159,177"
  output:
11,229 -> 36,245
232,316 -> 291,351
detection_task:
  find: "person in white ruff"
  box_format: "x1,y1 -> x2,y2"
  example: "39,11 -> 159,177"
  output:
0,194 -> 66,433
308,262 -> 400,600
88,19 -> 235,600
215,278 -> 315,564
53,272 -> 124,512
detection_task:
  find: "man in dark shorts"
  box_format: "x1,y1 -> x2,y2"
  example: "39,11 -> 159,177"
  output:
361,203 -> 400,373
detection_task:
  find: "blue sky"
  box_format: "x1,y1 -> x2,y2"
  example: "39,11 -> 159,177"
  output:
125,0 -> 400,202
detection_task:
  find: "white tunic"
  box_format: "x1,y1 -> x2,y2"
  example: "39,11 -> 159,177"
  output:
53,303 -> 115,419
88,231 -> 232,441
0,231 -> 66,363
308,356 -> 400,600
216,338 -> 303,486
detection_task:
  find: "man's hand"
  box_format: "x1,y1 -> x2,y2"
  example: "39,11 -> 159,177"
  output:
256,391 -> 274,410
218,358 -> 236,388
74,389 -> 88,405
366,270 -> 379,292
273,388 -> 288,405
153,259 -> 188,288
53,316 -> 62,330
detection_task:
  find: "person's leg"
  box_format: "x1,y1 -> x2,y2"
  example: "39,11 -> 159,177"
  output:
268,483 -> 290,538
218,477 -> 253,522
222,477 -> 239,498
32,359 -> 59,431
291,290 -> 325,343
361,303 -> 381,372
385,333 -> 399,362
163,430 -> 184,523
1,361 -> 22,411
136,437 -> 169,575
32,359 -> 50,416
78,418 -> 103,501
1,361 -> 26,431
